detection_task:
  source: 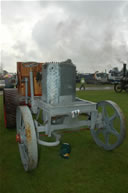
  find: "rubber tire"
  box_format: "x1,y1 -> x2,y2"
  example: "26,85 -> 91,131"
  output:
114,84 -> 122,93
3,88 -> 18,128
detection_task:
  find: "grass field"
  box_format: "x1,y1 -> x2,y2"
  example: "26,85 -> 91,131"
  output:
0,90 -> 128,193
76,83 -> 113,88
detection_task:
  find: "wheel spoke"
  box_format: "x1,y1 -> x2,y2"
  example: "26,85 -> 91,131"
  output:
102,105 -> 108,120
21,118 -> 25,130
23,135 -> 27,146
19,118 -> 25,138
20,115 -> 22,128
109,112 -> 118,122
21,122 -> 25,130
20,144 -> 29,165
109,127 -> 120,138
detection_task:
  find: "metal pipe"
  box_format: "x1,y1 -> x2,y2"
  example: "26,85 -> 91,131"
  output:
25,77 -> 28,104
37,132 -> 61,147
30,71 -> 34,102
38,139 -> 60,147
38,132 -> 61,146
123,63 -> 126,77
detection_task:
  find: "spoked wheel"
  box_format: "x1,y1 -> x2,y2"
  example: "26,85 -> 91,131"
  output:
91,100 -> 126,150
16,106 -> 38,171
114,84 -> 122,93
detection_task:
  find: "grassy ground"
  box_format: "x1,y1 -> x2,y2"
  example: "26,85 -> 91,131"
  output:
0,90 -> 128,193
76,83 -> 113,88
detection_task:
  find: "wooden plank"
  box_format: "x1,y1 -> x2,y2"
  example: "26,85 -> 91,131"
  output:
17,62 -> 43,96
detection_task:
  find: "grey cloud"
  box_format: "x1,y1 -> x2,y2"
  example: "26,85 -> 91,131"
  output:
12,41 -> 43,63
1,1 -> 128,73
39,1 -> 122,22
1,50 -> 16,72
13,41 -> 27,53
1,1 -> 41,24
32,1 -> 127,72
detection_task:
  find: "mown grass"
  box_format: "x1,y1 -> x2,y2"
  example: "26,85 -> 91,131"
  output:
0,90 -> 128,193
76,83 -> 113,88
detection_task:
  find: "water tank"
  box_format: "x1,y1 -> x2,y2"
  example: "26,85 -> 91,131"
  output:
42,59 -> 76,104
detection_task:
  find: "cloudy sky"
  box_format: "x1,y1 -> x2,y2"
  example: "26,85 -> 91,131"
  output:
1,1 -> 128,73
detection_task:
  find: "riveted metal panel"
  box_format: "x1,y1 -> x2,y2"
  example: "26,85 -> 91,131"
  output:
59,61 -> 76,101
42,59 -> 76,105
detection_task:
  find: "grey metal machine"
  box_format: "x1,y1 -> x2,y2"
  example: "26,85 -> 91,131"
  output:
16,59 -> 126,171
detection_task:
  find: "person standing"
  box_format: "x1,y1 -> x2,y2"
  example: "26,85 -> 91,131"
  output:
80,77 -> 85,90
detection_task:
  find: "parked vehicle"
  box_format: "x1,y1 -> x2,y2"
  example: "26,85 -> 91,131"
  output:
0,79 -> 5,90
4,74 -> 17,88
108,67 -> 121,84
114,64 -> 128,93
94,72 -> 108,84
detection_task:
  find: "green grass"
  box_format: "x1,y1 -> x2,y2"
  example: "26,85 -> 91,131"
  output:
0,90 -> 128,193
76,83 -> 113,88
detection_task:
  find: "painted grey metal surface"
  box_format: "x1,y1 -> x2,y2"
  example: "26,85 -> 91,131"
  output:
25,77 -> 28,104
35,97 -> 97,139
42,59 -> 76,105
16,106 -> 38,171
91,100 -> 126,150
30,71 -> 38,114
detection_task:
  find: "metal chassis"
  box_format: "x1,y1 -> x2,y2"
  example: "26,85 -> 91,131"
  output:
33,97 -> 98,146
21,69 -> 99,146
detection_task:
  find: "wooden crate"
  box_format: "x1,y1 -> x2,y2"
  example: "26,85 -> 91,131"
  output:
17,62 -> 43,96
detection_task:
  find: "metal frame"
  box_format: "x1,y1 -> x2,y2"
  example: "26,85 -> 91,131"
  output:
22,69 -> 98,146
16,62 -> 126,171
34,97 -> 98,146
22,68 -> 125,149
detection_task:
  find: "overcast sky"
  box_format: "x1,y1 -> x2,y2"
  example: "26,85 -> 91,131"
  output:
1,1 -> 128,73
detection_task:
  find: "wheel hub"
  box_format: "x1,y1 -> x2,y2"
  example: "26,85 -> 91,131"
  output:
16,134 -> 22,143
